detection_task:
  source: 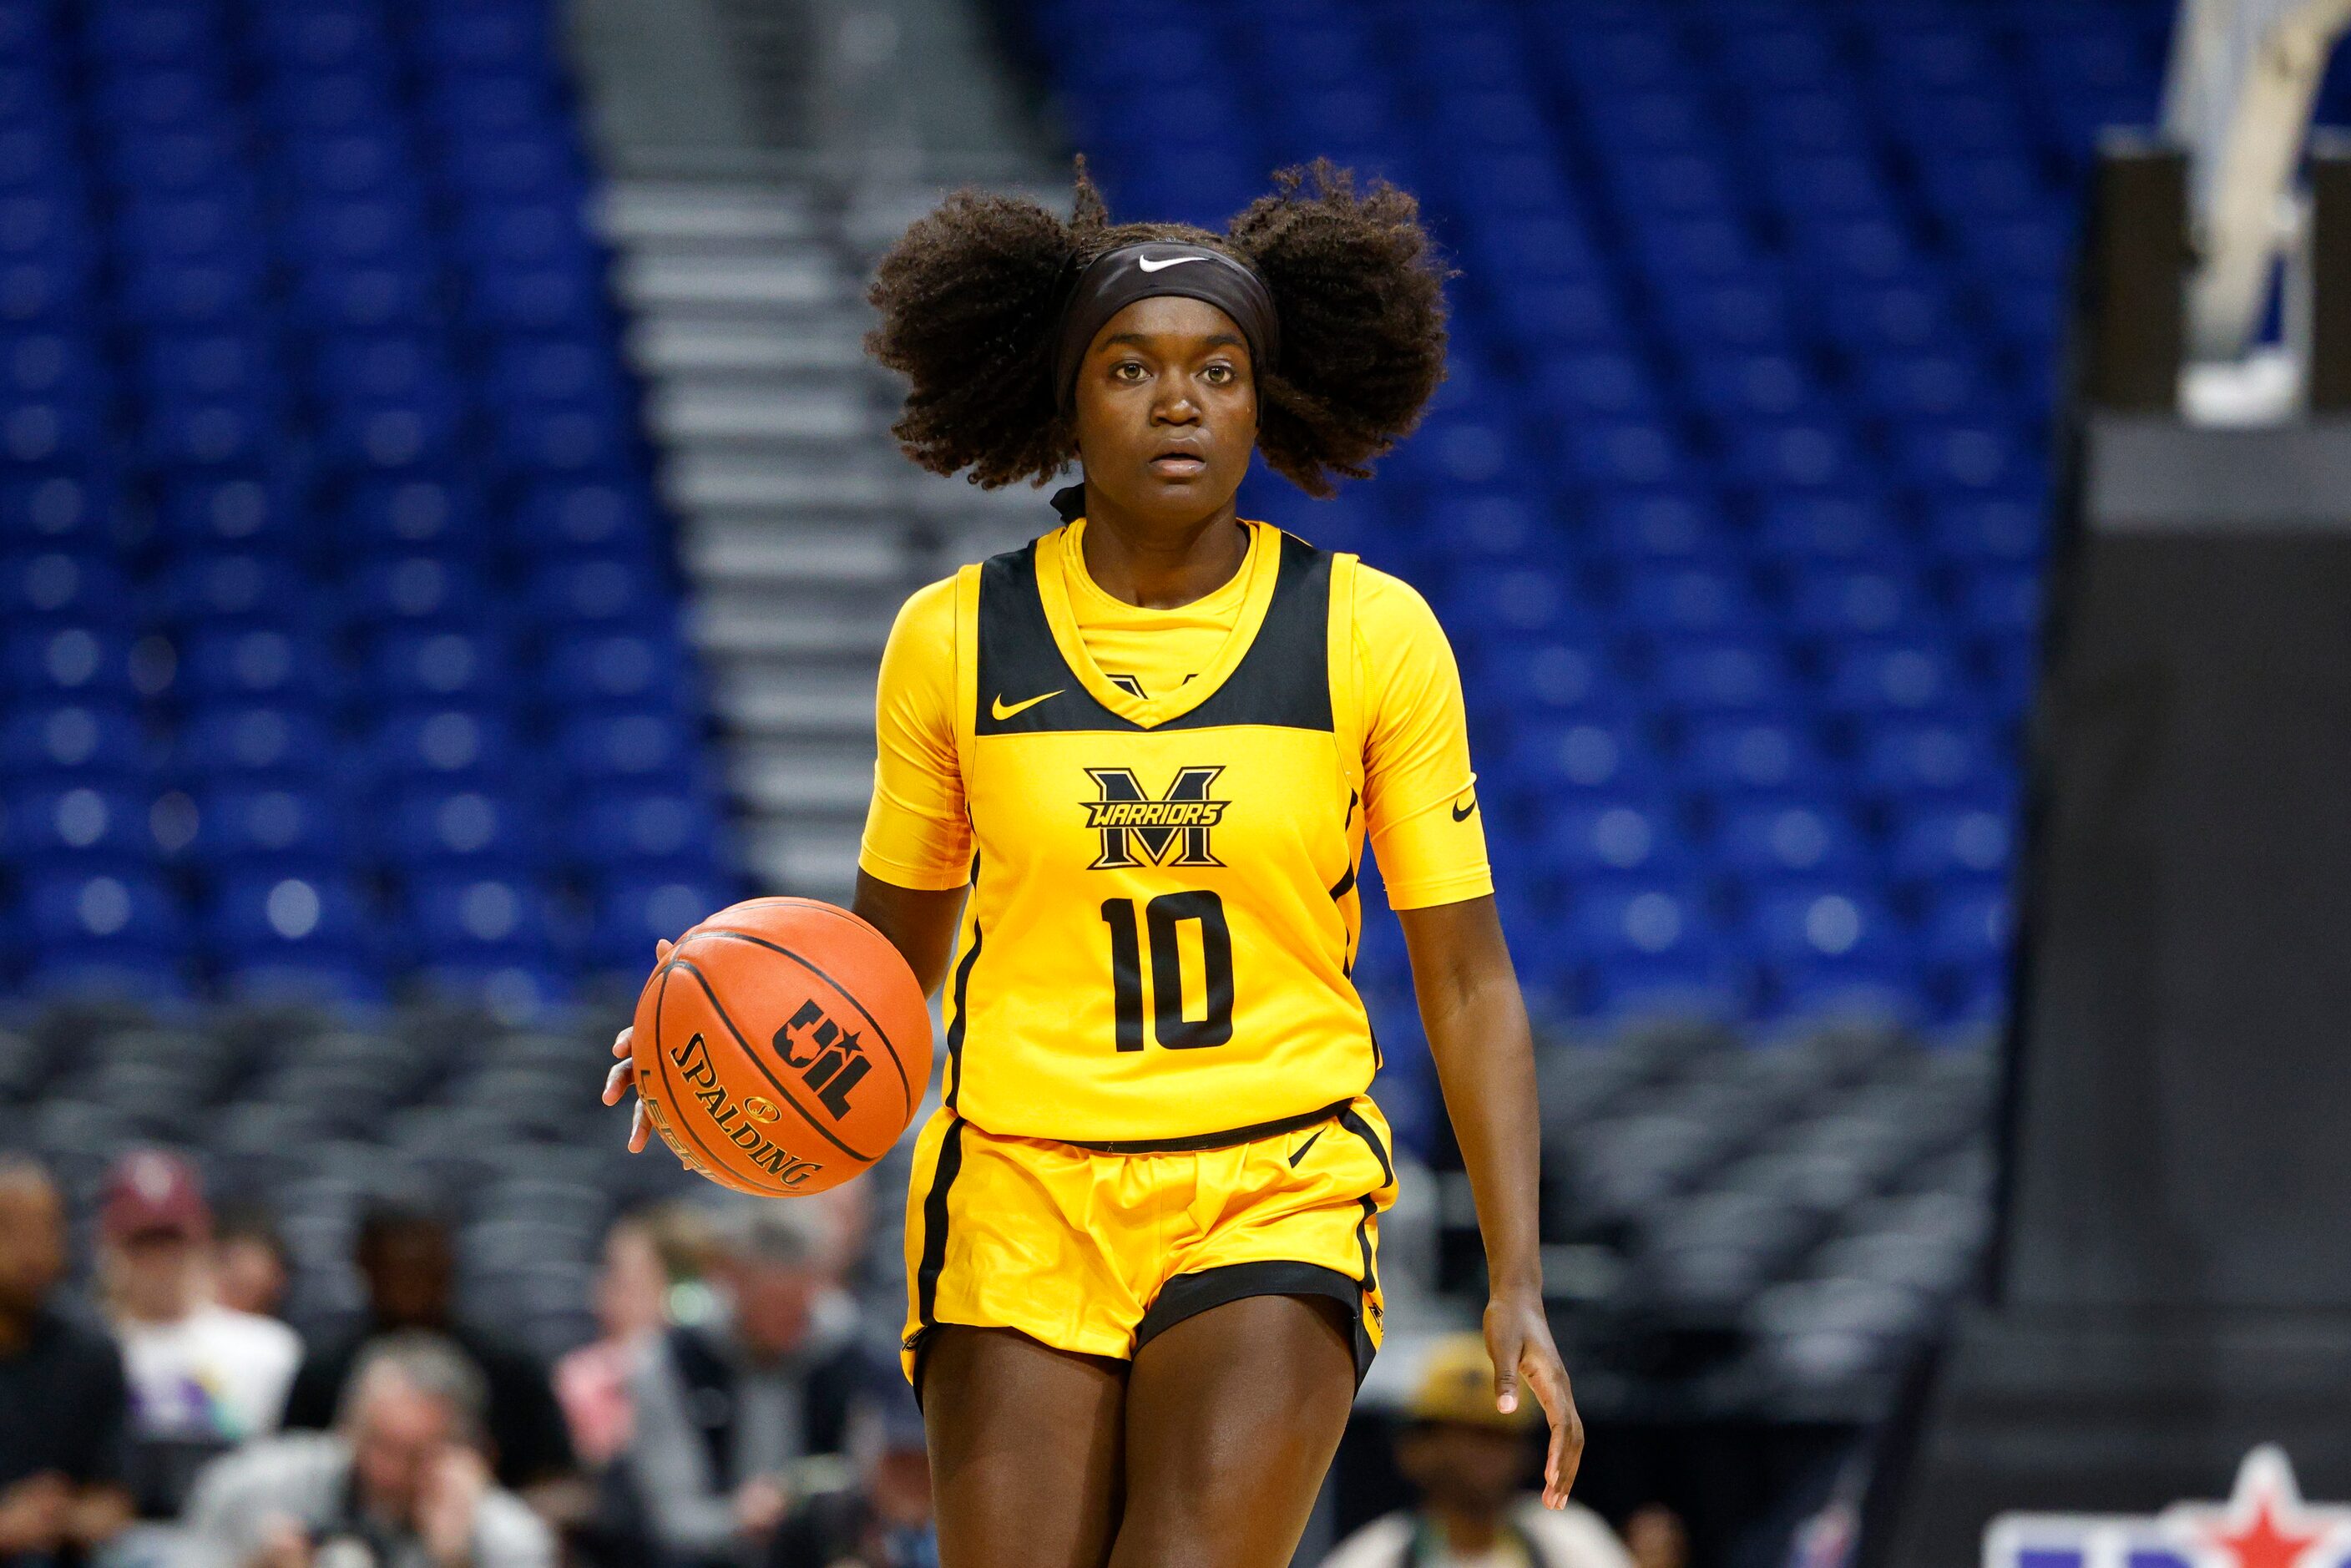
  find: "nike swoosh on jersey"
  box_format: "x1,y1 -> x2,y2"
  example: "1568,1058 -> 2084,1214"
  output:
990,689 -> 1063,721
1287,1127 -> 1326,1167
1452,795 -> 1478,822
1136,255 -> 1206,273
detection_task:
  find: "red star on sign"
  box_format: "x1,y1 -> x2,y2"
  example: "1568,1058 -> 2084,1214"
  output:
2161,1447 -> 2351,1568
2208,1495 -> 2323,1568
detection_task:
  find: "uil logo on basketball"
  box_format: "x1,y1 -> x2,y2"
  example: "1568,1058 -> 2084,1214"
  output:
774,998 -> 871,1120
1985,1446 -> 2351,1568
1082,765 -> 1229,870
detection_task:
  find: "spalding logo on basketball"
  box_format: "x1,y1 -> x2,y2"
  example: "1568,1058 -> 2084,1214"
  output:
633,897 -> 933,1196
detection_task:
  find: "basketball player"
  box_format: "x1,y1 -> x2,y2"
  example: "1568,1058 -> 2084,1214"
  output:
607,163 -> 1579,1567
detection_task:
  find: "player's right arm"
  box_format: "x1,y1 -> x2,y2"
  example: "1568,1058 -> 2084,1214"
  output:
602,579 -> 969,1151
848,575 -> 971,992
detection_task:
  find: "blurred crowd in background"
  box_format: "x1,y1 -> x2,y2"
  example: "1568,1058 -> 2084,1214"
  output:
0,1143 -> 1695,1568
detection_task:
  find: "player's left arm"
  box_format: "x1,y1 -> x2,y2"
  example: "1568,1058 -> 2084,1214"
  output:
1398,895 -> 1584,1509
1359,567 -> 1581,1505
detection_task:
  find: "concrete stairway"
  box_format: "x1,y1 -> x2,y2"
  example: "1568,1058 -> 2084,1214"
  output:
598,180 -> 1056,901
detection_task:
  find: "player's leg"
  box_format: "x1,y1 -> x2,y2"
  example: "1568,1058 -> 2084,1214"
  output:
1108,1292 -> 1359,1568
923,1325 -> 1128,1568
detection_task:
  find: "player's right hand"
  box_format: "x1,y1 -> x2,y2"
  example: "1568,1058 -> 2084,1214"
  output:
602,938 -> 675,1153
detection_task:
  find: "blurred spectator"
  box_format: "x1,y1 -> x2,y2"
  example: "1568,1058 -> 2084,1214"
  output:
626,1201 -> 882,1568
281,1201 -> 577,1494
98,1151 -> 301,1519
1625,1505 -> 1691,1568
1320,1334 -> 1634,1568
212,1206 -> 293,1323
181,1333 -> 554,1568
0,1156 -> 131,1565
554,1213 -> 670,1468
771,1373 -> 934,1568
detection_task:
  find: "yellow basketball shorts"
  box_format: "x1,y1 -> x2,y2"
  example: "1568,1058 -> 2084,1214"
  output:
899,1095 -> 1398,1391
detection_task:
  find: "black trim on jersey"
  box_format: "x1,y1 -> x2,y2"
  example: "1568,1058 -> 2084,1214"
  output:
1134,1261 -> 1375,1386
1327,861 -> 1356,902
943,919 -> 982,1110
973,529 -> 1334,735
1058,1098 -> 1351,1155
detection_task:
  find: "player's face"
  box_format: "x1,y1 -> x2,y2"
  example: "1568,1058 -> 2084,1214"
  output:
1072,295 -> 1256,532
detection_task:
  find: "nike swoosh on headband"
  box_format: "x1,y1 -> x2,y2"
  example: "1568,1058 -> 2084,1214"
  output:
1136,255 -> 1207,273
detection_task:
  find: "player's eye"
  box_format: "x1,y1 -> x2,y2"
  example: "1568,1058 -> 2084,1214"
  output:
1112,361 -> 1148,382
1202,362 -> 1235,385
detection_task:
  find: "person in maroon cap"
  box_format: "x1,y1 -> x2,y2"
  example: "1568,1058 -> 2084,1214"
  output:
97,1149 -> 301,1519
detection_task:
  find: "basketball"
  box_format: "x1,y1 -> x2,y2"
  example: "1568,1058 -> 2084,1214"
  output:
632,898 -> 933,1196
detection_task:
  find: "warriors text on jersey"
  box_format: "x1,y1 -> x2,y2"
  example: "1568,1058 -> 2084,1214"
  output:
859,514 -> 1493,1146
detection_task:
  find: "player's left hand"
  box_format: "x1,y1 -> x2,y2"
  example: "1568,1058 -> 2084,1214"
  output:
1485,1288 -> 1584,1509
601,939 -> 675,1153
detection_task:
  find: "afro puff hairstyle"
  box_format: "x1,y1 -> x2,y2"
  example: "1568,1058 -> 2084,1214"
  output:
863,160 -> 1450,499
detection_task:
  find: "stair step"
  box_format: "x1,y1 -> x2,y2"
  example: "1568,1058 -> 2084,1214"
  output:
663,452 -> 898,513
712,666 -> 876,731
742,821 -> 862,901
616,252 -> 844,311
626,318 -> 865,376
650,384 -> 874,444
690,594 -> 893,657
733,744 -> 874,812
683,518 -> 911,584
599,184 -> 819,245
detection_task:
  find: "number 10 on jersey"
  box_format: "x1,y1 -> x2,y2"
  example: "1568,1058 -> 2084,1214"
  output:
1100,891 -> 1235,1050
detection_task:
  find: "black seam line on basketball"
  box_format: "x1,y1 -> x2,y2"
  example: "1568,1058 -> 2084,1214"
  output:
690,930 -> 915,1117
650,960 -> 752,1191
1287,1128 -> 1325,1167
1337,1105 -> 1393,1188
915,1117 -> 966,1328
944,918 -> 982,1113
665,956 -> 877,1164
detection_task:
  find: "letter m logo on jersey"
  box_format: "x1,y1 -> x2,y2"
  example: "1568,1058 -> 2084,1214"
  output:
1985,1447 -> 2351,1568
1082,766 -> 1230,870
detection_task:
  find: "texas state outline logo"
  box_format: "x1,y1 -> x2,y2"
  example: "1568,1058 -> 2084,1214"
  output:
1986,1447 -> 2351,1568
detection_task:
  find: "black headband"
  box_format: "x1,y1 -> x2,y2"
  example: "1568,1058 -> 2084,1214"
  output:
1052,241 -> 1280,412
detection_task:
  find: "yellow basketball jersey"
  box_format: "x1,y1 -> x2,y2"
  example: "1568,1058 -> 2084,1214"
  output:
940,519 -> 1377,1144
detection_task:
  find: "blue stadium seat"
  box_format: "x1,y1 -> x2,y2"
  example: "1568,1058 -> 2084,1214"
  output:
6,782 -> 154,867
179,627 -> 339,704
1679,716 -> 1838,798
586,875 -> 731,969
1714,801 -> 1873,879
383,787 -> 543,869
1543,799 -> 1693,881
184,784 -> 356,869
0,701 -> 146,779
367,707 -> 518,786
406,871 -> 557,964
175,705 -> 341,782
1888,802 -> 2014,883
1649,639 -> 1797,714
369,630 -> 514,705
575,790 -> 724,873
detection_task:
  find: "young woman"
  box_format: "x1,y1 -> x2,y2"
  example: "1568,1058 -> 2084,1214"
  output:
609,162 -> 1580,1568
